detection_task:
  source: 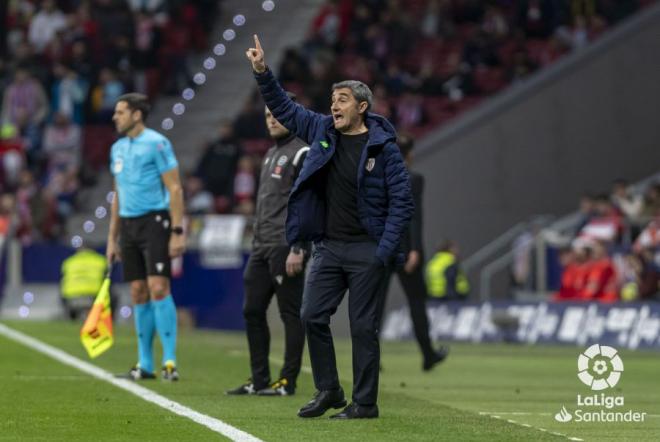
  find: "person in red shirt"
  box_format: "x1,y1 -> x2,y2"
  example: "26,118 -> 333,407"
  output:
580,240 -> 619,303
554,245 -> 590,301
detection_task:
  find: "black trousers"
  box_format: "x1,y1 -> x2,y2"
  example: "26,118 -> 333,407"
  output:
301,240 -> 390,406
243,245 -> 305,390
381,265 -> 435,360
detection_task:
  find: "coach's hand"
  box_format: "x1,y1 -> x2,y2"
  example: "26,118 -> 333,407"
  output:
404,250 -> 421,274
106,240 -> 121,264
286,249 -> 304,277
246,34 -> 266,73
169,234 -> 186,258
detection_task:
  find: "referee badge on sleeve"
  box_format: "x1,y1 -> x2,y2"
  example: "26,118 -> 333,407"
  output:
366,158 -> 375,172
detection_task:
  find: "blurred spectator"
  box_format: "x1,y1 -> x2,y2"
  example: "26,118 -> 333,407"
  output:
507,47 -> 538,83
554,243 -> 591,301
278,48 -> 310,83
395,92 -> 426,130
127,0 -> 167,14
15,169 -> 38,243
578,194 -> 623,244
517,0 -> 559,38
0,193 -> 16,250
554,247 -> 579,300
421,0 -> 455,39
28,0 -> 67,53
371,84 -> 394,120
162,9 -> 194,94
60,247 -> 108,320
90,68 -> 125,123
640,183 -> 660,219
132,11 -> 161,96
185,175 -> 214,215
0,122 -> 26,191
1,66 -> 49,153
617,252 -> 654,302
42,112 -> 81,174
426,240 -> 470,300
50,63 -> 88,125
44,163 -> 79,221
511,228 -> 535,290
579,240 -> 618,302
634,215 -> 660,270
195,121 -> 242,199
611,178 -> 643,221
309,0 -> 350,47
233,98 -> 268,140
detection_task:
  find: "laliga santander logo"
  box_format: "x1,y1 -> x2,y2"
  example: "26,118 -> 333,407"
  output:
555,344 -> 645,424
577,344 -> 624,391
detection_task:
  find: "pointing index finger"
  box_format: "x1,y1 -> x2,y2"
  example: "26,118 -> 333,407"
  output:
254,34 -> 262,51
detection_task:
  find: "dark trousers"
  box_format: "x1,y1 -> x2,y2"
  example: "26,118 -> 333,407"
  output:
381,265 -> 435,360
243,245 -> 305,390
301,240 -> 390,406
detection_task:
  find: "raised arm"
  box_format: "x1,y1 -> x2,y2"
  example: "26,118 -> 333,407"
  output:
246,34 -> 326,144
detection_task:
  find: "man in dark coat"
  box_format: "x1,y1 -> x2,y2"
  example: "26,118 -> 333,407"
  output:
246,35 -> 413,419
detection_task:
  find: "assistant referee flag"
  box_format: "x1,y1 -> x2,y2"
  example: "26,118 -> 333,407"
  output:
80,276 -> 113,358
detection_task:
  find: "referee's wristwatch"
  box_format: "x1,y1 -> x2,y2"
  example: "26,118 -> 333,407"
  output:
171,226 -> 184,235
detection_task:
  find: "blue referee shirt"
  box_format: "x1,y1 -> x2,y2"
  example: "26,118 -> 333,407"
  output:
110,128 -> 179,218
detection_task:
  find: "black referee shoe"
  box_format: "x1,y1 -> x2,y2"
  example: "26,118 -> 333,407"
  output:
116,366 -> 156,381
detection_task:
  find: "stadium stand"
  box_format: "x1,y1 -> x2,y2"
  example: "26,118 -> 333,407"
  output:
0,0 -> 218,242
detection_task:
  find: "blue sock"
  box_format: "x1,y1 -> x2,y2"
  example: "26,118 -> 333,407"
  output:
133,302 -> 155,373
153,295 -> 177,366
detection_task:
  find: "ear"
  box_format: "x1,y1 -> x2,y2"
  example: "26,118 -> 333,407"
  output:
358,101 -> 369,115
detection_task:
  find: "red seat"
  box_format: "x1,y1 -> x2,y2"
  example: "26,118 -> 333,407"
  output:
83,125 -> 117,171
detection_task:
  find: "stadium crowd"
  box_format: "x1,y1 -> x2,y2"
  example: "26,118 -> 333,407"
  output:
0,0 -> 218,243
549,178 -> 660,302
1,0 -> 656,244
201,0 -> 654,216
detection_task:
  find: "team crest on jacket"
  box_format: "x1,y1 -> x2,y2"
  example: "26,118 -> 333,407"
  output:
366,158 -> 375,172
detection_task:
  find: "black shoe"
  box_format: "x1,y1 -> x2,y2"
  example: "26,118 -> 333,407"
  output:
226,379 -> 259,395
330,403 -> 379,419
161,362 -> 179,382
257,378 -> 295,396
423,346 -> 450,371
297,388 -> 347,418
115,366 -> 156,381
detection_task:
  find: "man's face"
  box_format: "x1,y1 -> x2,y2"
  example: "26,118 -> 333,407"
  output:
112,101 -> 139,135
331,88 -> 366,132
265,107 -> 289,139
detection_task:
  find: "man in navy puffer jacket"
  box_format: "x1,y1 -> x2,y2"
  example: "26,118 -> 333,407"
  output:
247,35 -> 413,419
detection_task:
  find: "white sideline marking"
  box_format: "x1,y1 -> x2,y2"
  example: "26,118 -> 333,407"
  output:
479,411 -> 583,441
0,323 -> 263,442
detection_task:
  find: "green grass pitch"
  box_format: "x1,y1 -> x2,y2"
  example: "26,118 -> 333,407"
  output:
0,320 -> 658,441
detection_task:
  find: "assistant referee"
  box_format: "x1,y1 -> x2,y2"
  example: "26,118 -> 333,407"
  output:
106,93 -> 185,381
